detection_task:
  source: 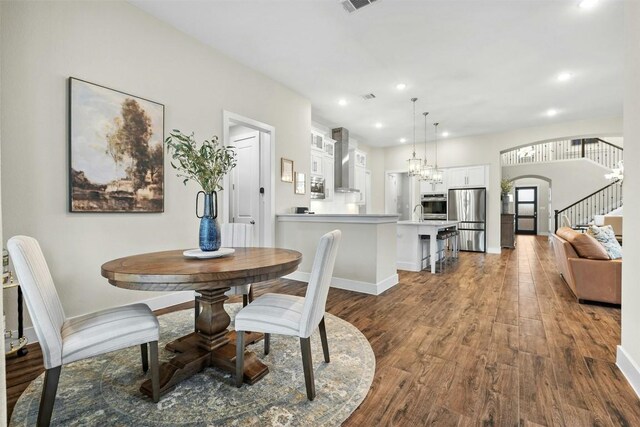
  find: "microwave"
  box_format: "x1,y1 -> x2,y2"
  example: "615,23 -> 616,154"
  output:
310,176 -> 325,199
421,193 -> 447,220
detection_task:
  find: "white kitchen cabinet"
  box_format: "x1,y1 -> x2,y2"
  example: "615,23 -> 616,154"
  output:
311,132 -> 324,152
419,169 -> 449,194
324,139 -> 335,158
354,165 -> 366,205
348,149 -> 367,205
466,165 -> 486,186
323,156 -> 334,201
448,168 -> 468,188
310,152 -> 323,176
447,166 -> 487,188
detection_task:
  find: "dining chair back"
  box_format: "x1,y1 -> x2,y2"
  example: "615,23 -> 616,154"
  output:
195,223 -> 255,328
8,235 -> 161,426
7,236 -> 66,369
235,230 -> 342,400
221,222 -> 253,247
299,229 -> 342,338
222,223 -> 254,301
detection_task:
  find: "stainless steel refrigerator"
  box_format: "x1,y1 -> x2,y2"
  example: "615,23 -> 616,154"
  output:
448,187 -> 486,252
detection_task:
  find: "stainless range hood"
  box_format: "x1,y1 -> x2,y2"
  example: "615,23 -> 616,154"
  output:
332,127 -> 360,193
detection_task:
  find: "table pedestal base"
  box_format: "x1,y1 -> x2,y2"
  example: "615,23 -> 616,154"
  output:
140,289 -> 268,399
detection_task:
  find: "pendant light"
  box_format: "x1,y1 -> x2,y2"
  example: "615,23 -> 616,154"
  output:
406,98 -> 422,176
431,122 -> 444,184
419,112 -> 433,181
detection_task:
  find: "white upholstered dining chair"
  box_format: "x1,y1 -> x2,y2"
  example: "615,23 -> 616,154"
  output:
234,230 -> 341,400
7,236 -> 160,427
194,223 -> 254,328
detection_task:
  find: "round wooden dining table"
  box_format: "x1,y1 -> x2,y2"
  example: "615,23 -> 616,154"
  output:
101,247 -> 302,398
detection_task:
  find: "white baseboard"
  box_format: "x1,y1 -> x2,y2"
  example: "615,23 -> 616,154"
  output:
14,291 -> 196,346
285,271 -> 399,296
487,246 -> 501,254
396,261 -> 420,272
617,345 -> 640,398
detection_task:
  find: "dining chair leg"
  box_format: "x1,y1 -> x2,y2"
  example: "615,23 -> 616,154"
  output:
300,337 -> 316,401
242,294 -> 249,307
141,343 -> 149,373
194,297 -> 200,332
236,330 -> 245,387
248,286 -> 254,303
264,333 -> 270,355
37,366 -> 61,427
150,341 -> 160,403
318,316 -> 330,363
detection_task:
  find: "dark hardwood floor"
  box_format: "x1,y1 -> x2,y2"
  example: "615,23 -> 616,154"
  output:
6,235 -> 640,425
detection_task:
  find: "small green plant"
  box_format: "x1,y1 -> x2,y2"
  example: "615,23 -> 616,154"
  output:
500,178 -> 513,195
165,130 -> 237,192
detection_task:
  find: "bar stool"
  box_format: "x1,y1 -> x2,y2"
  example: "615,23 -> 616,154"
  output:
421,234 -> 447,272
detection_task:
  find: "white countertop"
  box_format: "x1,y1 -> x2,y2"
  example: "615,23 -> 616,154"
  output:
277,214 -> 400,224
397,220 -> 459,227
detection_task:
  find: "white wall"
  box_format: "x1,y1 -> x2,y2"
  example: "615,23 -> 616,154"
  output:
0,1 -> 311,326
0,1 -> 6,418
383,117 -> 622,252
618,0 -> 640,398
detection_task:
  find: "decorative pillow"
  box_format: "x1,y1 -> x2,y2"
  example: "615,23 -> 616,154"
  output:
587,225 -> 622,260
556,227 -> 610,260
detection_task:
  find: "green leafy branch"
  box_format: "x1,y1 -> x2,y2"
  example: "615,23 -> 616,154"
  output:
165,130 -> 237,192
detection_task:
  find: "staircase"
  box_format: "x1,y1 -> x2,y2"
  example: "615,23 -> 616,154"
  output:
501,137 -> 623,170
553,179 -> 623,232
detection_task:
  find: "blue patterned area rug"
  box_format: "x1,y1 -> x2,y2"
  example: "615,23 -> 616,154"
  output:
10,304 -> 375,426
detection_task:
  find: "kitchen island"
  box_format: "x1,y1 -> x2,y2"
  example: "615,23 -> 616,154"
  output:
276,214 -> 399,295
397,220 -> 459,273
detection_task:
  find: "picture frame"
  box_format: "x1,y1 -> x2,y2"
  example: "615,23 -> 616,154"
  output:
295,172 -> 306,195
69,77 -> 165,213
281,158 -> 294,183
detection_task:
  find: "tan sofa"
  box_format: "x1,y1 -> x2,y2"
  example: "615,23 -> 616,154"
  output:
551,229 -> 621,304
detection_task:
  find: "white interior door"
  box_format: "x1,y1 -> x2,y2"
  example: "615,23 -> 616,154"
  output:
230,131 -> 260,244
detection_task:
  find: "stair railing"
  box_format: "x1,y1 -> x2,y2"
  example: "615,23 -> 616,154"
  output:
554,179 -> 623,232
502,138 -> 623,170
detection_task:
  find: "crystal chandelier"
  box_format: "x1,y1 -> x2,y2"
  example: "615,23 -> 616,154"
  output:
406,98 -> 422,176
419,112 -> 433,181
430,122 -> 444,184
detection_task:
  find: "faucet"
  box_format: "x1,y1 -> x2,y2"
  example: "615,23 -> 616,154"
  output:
413,204 -> 424,222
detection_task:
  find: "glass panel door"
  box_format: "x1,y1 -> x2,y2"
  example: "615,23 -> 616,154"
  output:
515,186 -> 537,235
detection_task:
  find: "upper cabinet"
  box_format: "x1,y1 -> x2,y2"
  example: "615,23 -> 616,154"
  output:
311,131 -> 324,152
310,152 -> 324,176
419,169 -> 449,193
350,149 -> 367,205
447,165 -> 487,188
324,139 -> 335,158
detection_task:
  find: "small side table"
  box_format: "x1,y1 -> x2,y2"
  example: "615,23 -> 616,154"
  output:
3,278 -> 28,357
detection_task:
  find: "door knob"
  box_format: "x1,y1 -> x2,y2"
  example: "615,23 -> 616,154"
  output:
250,220 -> 256,224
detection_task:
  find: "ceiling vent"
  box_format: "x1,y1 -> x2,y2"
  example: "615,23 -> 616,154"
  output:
362,93 -> 376,100
341,0 -> 379,13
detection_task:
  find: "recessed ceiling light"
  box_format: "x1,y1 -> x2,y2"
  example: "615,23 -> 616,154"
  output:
396,83 -> 407,90
399,138 -> 407,143
578,0 -> 598,9
557,72 -> 573,82
441,132 -> 449,137
547,109 -> 559,117
338,98 -> 347,106
375,122 -> 383,129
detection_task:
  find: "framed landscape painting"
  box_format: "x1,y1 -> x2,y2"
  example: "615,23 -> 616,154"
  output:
69,78 -> 165,212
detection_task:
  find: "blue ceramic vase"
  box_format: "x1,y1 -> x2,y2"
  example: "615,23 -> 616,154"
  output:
197,191 -> 220,251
